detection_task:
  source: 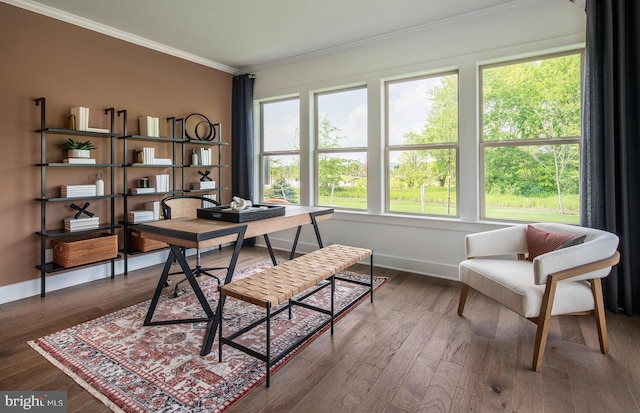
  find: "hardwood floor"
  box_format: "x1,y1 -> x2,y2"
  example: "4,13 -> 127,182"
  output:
1,246 -> 639,412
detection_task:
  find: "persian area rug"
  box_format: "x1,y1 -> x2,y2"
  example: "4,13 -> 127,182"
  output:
29,261 -> 386,413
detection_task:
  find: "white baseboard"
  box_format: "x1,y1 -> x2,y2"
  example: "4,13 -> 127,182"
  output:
0,241 -> 458,305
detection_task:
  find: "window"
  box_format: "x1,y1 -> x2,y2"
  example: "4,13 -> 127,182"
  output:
386,72 -> 458,216
260,98 -> 300,204
315,87 -> 367,209
481,52 -> 582,223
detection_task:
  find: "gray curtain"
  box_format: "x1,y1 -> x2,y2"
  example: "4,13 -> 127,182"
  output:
231,74 -> 256,246
581,0 -> 640,315
231,74 -> 256,201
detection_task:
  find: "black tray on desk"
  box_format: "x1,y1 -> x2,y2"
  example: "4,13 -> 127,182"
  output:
197,204 -> 286,223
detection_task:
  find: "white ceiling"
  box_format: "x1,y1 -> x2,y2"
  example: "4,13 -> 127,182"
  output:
17,0 -> 521,72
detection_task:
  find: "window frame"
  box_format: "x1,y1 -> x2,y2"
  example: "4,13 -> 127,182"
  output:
478,50 -> 584,222
258,96 -> 301,203
314,85 -> 369,210
384,70 -> 460,217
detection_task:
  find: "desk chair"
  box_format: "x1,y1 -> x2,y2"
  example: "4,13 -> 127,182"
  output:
161,195 -> 225,297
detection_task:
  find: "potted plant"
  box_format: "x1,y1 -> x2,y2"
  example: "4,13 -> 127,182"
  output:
60,139 -> 97,158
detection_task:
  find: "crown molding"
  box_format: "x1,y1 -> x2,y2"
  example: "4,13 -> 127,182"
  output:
3,0 -> 239,74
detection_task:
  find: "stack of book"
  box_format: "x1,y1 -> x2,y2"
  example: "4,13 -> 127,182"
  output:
198,148 -> 212,165
133,147 -> 172,165
60,185 -> 97,198
63,158 -> 96,164
130,187 -> 156,195
135,147 -> 155,164
155,174 -> 170,192
128,210 -> 155,224
192,180 -> 216,190
139,116 -> 160,137
64,217 -> 100,232
69,107 -> 110,132
71,107 -> 89,131
202,194 -> 217,208
145,201 -> 162,221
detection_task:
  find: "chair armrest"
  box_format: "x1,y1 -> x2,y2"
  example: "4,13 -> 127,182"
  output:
465,225 -> 527,258
533,233 -> 620,285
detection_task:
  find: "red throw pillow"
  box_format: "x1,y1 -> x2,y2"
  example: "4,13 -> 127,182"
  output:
526,225 -> 575,261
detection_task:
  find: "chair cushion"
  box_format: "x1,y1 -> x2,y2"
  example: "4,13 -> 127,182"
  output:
526,225 -> 576,261
460,258 -> 595,318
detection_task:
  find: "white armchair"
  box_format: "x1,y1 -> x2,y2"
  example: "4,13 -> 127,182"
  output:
457,223 -> 620,371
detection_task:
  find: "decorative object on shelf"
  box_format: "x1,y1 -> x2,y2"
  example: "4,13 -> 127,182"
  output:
193,170 -> 215,189
191,148 -> 199,166
197,170 -> 212,181
230,196 -> 252,211
95,172 -> 104,196
60,139 -> 97,159
67,114 -> 76,130
69,202 -> 94,219
184,113 -> 216,141
138,177 -> 149,188
52,233 -> 118,268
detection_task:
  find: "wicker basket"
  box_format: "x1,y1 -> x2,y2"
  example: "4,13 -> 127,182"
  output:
53,233 -> 118,268
129,229 -> 167,252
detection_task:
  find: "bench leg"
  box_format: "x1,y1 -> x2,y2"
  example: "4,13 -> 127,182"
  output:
218,290 -> 223,362
331,275 -> 335,334
370,254 -> 374,303
266,303 -> 271,388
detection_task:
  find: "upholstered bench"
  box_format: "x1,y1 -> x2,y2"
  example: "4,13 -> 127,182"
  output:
217,244 -> 373,387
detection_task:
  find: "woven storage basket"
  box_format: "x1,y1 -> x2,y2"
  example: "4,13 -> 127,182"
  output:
53,233 -> 118,268
129,228 -> 167,252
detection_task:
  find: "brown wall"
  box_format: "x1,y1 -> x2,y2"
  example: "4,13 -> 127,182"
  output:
0,4 -> 233,288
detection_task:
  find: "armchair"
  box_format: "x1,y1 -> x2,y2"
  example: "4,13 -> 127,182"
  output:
457,223 -> 620,371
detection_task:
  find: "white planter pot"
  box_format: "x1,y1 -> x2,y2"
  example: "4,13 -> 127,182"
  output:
68,149 -> 90,158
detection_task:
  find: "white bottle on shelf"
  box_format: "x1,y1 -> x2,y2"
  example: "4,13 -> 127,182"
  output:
96,172 -> 104,196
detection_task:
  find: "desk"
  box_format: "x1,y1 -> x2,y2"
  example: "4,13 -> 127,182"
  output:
136,206 -> 333,355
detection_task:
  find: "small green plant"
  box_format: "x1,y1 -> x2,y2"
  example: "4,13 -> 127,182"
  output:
60,139 -> 97,150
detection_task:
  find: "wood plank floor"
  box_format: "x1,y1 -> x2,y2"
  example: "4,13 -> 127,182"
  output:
1,246 -> 639,413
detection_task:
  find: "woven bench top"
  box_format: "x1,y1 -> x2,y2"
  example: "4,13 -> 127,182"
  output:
221,244 -> 372,308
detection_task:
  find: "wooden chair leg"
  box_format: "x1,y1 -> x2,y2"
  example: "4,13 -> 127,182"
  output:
591,278 -> 609,354
532,276 -> 558,371
457,284 -> 469,315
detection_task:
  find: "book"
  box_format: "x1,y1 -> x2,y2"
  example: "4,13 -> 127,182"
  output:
60,184 -> 97,198
63,158 -> 96,164
128,210 -> 155,224
64,217 -> 100,232
130,187 -> 156,195
192,181 -> 216,190
86,127 -> 110,133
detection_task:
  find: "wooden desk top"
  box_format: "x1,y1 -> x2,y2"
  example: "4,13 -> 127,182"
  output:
136,206 -> 333,249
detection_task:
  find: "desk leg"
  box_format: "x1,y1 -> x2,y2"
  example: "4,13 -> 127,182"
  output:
201,227 -> 246,356
288,211 -> 326,259
143,248 -> 176,326
144,245 -> 215,326
263,234 -> 278,266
